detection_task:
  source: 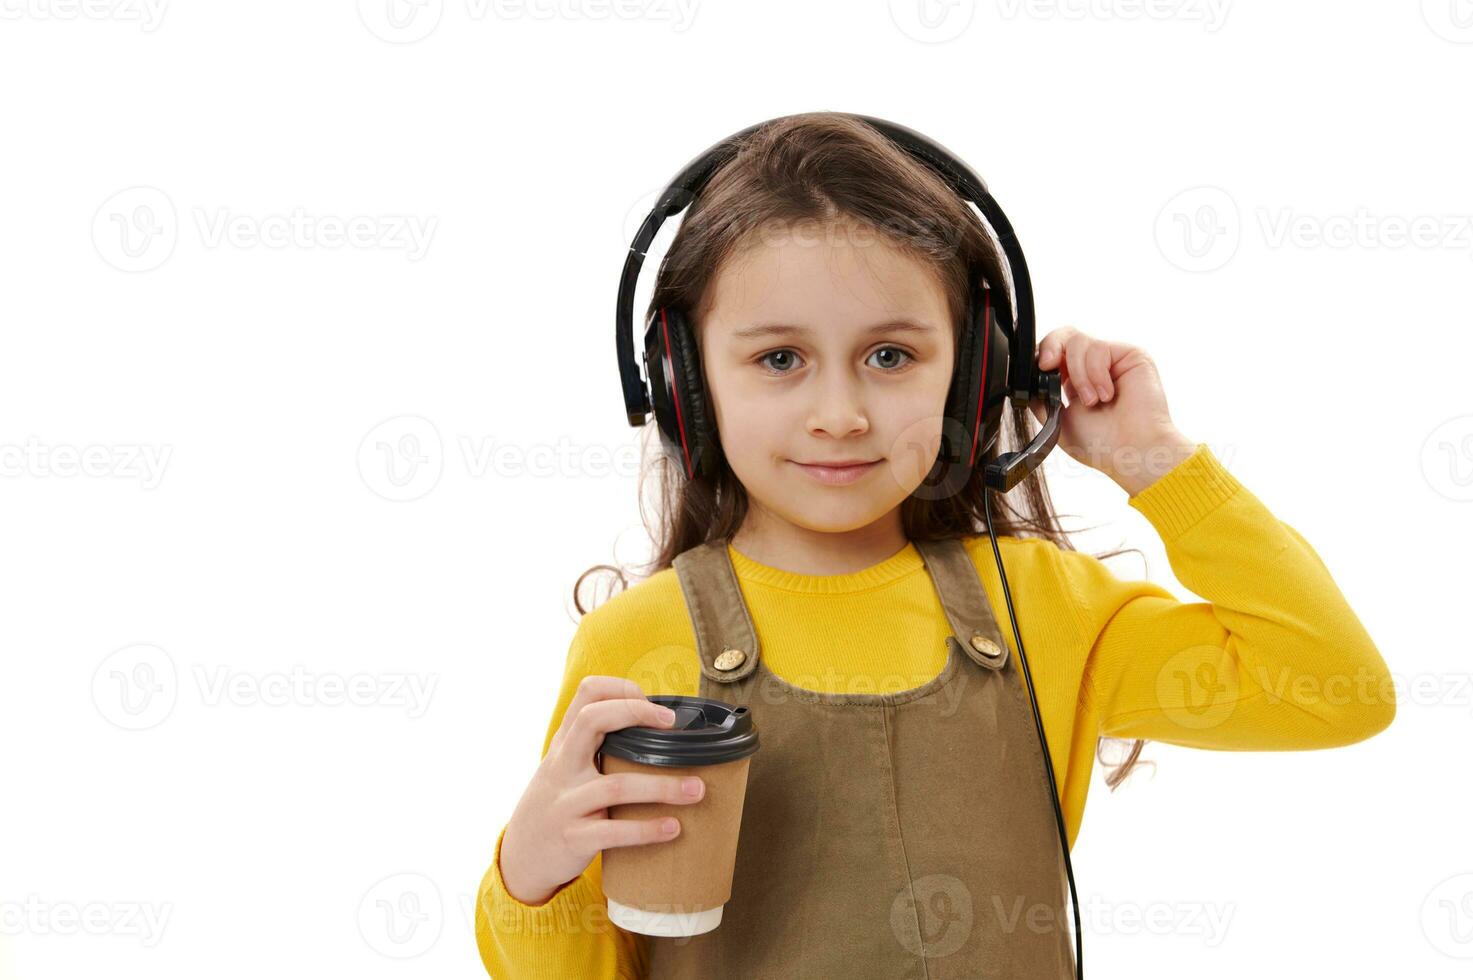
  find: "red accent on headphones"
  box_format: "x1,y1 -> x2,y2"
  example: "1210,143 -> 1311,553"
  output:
969,289 -> 993,468
659,308 -> 695,479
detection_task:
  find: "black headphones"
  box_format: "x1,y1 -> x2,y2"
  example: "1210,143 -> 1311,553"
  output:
614,111 -> 1062,493
613,113 -> 1083,979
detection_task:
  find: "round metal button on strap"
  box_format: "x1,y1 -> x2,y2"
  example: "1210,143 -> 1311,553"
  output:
715,648 -> 747,671
970,633 -> 1002,658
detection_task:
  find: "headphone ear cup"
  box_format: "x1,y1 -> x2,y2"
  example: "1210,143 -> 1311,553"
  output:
642,306 -> 718,480
941,298 -> 982,467
941,279 -> 1010,469
976,284 -> 1012,462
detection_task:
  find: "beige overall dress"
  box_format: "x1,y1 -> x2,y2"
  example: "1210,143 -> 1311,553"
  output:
643,535 -> 1077,979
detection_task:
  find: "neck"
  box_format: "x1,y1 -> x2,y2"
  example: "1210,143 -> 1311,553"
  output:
730,503 -> 908,576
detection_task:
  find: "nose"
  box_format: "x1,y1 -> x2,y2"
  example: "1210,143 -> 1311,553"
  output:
805,369 -> 870,439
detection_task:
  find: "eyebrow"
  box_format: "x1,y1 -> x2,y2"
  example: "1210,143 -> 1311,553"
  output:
730,320 -> 937,341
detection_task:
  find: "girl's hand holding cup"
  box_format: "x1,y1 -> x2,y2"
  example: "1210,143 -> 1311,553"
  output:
499,676 -> 705,906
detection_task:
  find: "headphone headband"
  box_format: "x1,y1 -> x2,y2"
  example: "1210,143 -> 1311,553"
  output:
616,112 -> 1037,426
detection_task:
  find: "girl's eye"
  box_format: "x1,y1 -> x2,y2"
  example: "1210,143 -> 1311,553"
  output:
757,349 -> 804,374
866,347 -> 914,371
756,347 -> 915,375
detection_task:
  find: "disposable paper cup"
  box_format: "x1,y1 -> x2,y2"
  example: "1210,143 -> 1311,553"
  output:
598,695 -> 759,937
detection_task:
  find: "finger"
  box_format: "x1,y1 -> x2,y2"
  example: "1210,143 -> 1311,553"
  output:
564,697 -> 677,774
550,675 -> 655,754
1065,337 -> 1097,405
1036,327 -> 1078,372
1084,341 -> 1114,402
1063,377 -> 1084,408
566,814 -> 682,853
564,772 -> 704,818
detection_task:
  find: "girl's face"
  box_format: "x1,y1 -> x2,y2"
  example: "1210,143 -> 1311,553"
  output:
699,221 -> 956,539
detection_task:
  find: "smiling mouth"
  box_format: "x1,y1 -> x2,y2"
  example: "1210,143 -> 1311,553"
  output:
794,459 -> 880,467
789,459 -> 883,485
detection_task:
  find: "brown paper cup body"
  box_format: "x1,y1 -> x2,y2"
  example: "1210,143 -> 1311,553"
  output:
598,754 -> 752,934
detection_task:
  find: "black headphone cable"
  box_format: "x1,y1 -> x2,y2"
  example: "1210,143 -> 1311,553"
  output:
983,488 -> 1085,980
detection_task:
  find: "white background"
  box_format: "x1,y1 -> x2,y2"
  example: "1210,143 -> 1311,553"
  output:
1,1 -> 1470,977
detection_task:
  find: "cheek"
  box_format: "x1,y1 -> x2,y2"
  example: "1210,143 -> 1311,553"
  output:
878,363 -> 952,433
716,404 -> 782,465
704,374 -> 765,465
883,413 -> 946,489
878,370 -> 952,487
705,364 -> 775,457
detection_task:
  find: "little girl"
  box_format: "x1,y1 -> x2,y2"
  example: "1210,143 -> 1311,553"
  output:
475,112 -> 1396,979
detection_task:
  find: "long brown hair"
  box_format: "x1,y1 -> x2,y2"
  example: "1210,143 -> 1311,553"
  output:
579,111 -> 1150,791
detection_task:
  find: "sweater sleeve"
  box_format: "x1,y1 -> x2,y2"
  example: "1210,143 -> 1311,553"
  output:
1057,443 -> 1397,751
475,623 -> 650,980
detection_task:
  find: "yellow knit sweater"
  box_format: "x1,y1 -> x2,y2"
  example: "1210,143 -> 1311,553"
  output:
475,444 -> 1395,979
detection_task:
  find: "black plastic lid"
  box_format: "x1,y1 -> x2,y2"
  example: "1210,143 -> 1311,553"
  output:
600,695 -> 759,768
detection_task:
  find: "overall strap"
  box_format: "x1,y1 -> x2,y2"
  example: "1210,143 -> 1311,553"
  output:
913,536 -> 1012,671
671,537 -> 763,684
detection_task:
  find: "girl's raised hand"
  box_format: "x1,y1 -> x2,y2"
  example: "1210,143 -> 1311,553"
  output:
1031,327 -> 1197,496
498,676 -> 706,907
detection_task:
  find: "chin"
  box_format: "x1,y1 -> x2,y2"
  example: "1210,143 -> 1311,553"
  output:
781,500 -> 894,535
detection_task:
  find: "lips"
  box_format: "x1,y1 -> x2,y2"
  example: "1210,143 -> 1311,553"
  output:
790,459 -> 882,486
